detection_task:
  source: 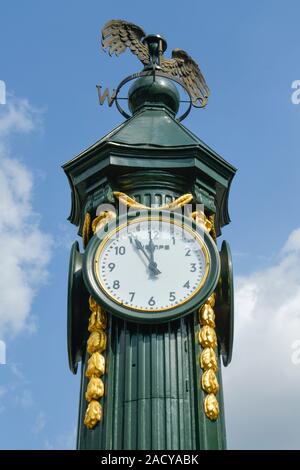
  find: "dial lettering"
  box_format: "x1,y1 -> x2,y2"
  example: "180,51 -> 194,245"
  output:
114,246 -> 126,255
148,296 -> 156,306
190,263 -> 196,272
108,262 -> 116,272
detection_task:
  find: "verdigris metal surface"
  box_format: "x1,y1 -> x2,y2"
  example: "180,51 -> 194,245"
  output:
77,314 -> 226,450
67,241 -> 89,374
62,79 -> 236,237
216,241 -> 234,366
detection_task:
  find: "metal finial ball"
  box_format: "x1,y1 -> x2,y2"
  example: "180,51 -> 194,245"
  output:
128,75 -> 180,115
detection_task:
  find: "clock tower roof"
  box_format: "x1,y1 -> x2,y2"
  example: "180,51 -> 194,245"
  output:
66,82 -> 221,151
63,76 -> 236,237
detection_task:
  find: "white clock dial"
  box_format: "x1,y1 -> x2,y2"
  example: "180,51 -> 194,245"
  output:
94,217 -> 209,312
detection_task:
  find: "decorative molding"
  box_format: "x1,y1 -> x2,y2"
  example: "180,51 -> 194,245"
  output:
192,209 -> 219,421
113,191 -> 193,210
83,210 -> 116,430
198,294 -> 219,421
84,296 -> 107,429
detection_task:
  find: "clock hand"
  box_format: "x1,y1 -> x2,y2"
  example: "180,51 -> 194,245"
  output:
146,231 -> 161,276
131,233 -> 161,276
131,235 -> 150,261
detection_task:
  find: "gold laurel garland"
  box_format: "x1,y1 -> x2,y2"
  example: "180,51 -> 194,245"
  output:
192,210 -> 220,421
82,210 -> 117,248
83,210 -> 116,430
82,200 -> 219,424
113,191 -> 193,210
83,296 -> 107,429
82,212 -> 92,249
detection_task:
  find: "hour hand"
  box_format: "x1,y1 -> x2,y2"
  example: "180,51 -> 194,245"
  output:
148,261 -> 161,276
146,232 -> 161,276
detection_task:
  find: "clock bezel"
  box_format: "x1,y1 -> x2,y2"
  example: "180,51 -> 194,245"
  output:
83,210 -> 220,324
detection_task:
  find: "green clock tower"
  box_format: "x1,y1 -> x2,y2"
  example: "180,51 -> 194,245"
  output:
63,20 -> 236,450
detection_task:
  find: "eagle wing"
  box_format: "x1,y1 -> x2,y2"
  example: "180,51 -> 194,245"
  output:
101,19 -> 150,65
161,49 -> 210,106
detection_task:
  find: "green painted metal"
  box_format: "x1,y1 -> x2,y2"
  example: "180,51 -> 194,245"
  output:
64,75 -> 236,450
128,76 -> 180,115
77,314 -> 226,450
216,240 -> 234,366
62,76 -> 236,237
67,241 -> 89,374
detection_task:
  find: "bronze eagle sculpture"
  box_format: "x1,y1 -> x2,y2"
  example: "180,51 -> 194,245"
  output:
101,19 -> 210,106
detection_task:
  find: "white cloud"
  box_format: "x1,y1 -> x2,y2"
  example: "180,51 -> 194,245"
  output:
0,363 -> 35,416
0,98 -> 38,137
44,426 -> 76,450
0,97 -> 52,338
223,228 -> 300,449
14,389 -> 34,410
32,411 -> 47,434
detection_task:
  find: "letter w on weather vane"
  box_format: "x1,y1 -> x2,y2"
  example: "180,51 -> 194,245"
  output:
96,86 -> 117,107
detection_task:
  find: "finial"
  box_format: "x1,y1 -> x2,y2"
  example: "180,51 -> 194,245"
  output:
142,35 -> 167,67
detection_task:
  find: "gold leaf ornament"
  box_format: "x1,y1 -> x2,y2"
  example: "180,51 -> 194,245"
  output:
89,296 -> 98,311
207,293 -> 216,308
85,352 -> 105,378
199,304 -> 216,328
201,369 -> 219,394
113,191 -> 193,211
92,210 -> 116,234
200,347 -> 218,371
87,330 -> 107,354
85,377 -> 104,402
84,400 -> 103,429
88,307 -> 107,332
204,394 -> 219,421
82,212 -> 92,248
198,325 -> 217,349
191,211 -> 213,232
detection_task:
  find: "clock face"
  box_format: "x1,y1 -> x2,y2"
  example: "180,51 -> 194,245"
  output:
83,212 -> 220,323
93,216 -> 210,312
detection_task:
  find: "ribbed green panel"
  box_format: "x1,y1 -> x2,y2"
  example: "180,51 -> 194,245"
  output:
77,313 -> 226,450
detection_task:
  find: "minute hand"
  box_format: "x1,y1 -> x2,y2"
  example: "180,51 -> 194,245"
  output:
132,236 -> 150,261
146,232 -> 161,275
131,234 -> 161,276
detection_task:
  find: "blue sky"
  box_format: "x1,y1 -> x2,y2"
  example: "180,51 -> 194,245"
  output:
0,0 -> 300,449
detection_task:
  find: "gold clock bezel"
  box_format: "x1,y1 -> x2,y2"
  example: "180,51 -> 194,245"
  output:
93,215 -> 210,313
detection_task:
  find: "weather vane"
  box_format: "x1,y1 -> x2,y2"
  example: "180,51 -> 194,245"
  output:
97,19 -> 210,120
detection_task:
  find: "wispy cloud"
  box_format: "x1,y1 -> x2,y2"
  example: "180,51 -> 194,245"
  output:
32,411 -> 47,434
44,426 -> 77,450
0,97 -> 39,137
14,389 -> 34,410
0,96 -> 52,338
224,227 -> 300,449
0,363 -> 28,415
